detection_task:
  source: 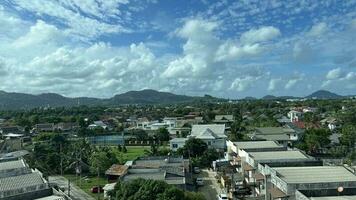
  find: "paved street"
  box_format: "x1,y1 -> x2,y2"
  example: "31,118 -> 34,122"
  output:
49,176 -> 95,200
197,169 -> 223,200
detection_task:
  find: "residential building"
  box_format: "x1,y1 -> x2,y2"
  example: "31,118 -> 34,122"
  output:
106,156 -> 191,191
190,124 -> 227,149
267,166 -> 356,200
288,110 -> 302,122
34,123 -> 55,132
54,122 -> 79,132
0,157 -> 70,200
168,127 -> 191,138
169,138 -> 189,151
88,120 -> 109,130
0,126 -> 23,135
241,150 -> 321,197
295,190 -> 356,200
249,127 -> 300,146
213,115 -> 234,127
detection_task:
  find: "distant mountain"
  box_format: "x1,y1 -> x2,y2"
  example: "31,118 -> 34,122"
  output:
305,90 -> 343,99
108,89 -> 199,104
262,95 -> 300,100
0,89 -> 221,110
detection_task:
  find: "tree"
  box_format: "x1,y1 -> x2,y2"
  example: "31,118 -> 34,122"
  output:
304,129 -> 332,154
110,179 -> 205,200
177,138 -> 207,158
156,127 -> 170,141
340,125 -> 356,149
89,151 -> 113,174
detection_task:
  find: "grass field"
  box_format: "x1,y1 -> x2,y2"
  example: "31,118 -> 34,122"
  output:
111,145 -> 151,163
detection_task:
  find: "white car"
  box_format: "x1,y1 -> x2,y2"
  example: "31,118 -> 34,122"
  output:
196,178 -> 204,186
217,193 -> 228,200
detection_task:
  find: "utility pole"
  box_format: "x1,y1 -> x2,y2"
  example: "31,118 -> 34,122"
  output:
97,166 -> 100,200
68,179 -> 71,197
60,143 -> 63,176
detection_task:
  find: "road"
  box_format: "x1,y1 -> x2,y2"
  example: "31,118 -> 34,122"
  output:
49,176 -> 95,200
197,169 -> 223,200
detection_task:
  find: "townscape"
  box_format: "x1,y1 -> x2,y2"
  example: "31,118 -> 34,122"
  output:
0,91 -> 355,200
1,1 -> 356,200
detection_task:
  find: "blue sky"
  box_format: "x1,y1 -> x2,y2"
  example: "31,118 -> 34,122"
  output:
0,0 -> 355,98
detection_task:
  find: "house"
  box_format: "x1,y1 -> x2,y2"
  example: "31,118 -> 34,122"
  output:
54,122 -> 79,132
0,157 -> 70,200
249,127 -> 299,146
169,138 -> 189,151
190,124 -> 227,149
267,166 -> 356,200
213,115 -> 234,126
113,156 -> 191,191
105,164 -> 129,182
168,127 -> 191,138
34,123 -> 55,132
88,121 -> 109,130
288,110 -> 302,122
0,126 -> 23,135
320,117 -> 339,131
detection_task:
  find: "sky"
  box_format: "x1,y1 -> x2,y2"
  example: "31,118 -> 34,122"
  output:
0,0 -> 355,99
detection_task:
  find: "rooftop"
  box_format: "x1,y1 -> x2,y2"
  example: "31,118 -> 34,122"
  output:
0,159 -> 26,171
191,124 -> 226,138
273,166 -> 356,184
170,138 -> 189,142
249,150 -> 309,161
255,127 -> 295,135
233,141 -> 283,150
0,172 -> 46,192
105,164 -> 129,176
310,196 -> 356,200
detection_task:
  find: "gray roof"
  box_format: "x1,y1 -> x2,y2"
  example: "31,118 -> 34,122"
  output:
310,196 -> 356,200
191,124 -> 226,139
0,159 -> 26,171
0,172 -> 46,192
255,127 -> 295,135
273,166 -> 356,184
35,195 -> 66,200
234,141 -> 283,149
123,171 -> 165,181
249,150 -> 309,161
252,134 -> 291,141
170,138 -> 188,142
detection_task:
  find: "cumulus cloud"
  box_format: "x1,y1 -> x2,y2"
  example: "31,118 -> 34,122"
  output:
285,74 -> 303,89
240,26 -> 281,44
308,22 -> 327,37
229,76 -> 261,92
326,68 -> 343,80
268,78 -> 282,91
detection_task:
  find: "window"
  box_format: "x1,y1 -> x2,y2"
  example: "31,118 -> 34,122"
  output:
172,144 -> 178,148
207,141 -> 212,145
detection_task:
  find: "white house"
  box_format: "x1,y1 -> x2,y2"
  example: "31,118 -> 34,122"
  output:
190,124 -> 227,149
169,138 -> 189,151
288,110 -> 302,122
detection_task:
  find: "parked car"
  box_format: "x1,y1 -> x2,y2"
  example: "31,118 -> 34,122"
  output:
233,187 -> 252,196
217,193 -> 228,200
193,167 -> 200,174
91,186 -> 104,193
196,178 -> 204,186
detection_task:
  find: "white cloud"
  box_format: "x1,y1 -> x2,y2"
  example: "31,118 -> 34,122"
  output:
268,78 -> 282,91
308,22 -> 327,37
229,76 -> 261,92
240,26 -> 281,44
326,68 -> 343,80
285,74 -> 303,89
12,20 -> 64,48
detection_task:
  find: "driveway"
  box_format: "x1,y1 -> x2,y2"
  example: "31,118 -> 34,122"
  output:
48,176 -> 95,200
197,169 -> 223,200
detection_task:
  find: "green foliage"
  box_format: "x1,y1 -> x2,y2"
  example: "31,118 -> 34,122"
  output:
110,179 -> 205,200
177,138 -> 207,157
89,150 -> 116,174
298,128 -> 331,154
340,125 -> 356,149
156,127 -> 170,141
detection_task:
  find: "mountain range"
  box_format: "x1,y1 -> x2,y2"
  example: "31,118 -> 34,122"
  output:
0,89 -> 220,110
0,89 -> 353,110
261,90 -> 348,100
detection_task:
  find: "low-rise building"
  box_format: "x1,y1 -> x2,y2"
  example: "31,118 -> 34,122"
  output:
249,127 -> 300,146
267,166 -> 356,200
190,124 -> 227,149
169,138 -> 189,151
34,123 -> 55,132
